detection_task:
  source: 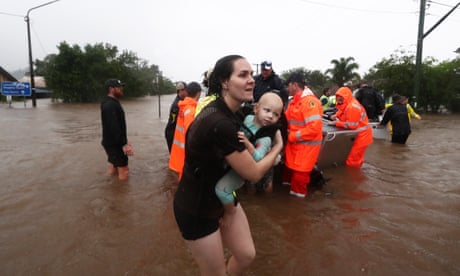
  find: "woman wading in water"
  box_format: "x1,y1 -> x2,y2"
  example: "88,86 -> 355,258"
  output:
173,55 -> 283,275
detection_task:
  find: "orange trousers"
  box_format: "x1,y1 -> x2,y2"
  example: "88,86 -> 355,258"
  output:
346,143 -> 369,167
282,167 -> 310,196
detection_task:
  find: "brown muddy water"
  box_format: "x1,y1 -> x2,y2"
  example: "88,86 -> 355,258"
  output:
0,95 -> 459,276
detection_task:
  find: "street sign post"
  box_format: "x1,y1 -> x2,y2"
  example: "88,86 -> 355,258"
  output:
1,82 -> 32,96
1,82 -> 32,107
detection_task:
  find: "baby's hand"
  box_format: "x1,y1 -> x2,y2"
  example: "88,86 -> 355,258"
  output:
237,131 -> 247,142
237,131 -> 255,155
237,132 -> 252,148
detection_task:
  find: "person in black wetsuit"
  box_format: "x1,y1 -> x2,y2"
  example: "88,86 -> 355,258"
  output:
173,55 -> 283,275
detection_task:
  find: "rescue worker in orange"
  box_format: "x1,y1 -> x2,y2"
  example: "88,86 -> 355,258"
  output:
169,82 -> 202,178
282,73 -> 323,198
328,86 -> 373,167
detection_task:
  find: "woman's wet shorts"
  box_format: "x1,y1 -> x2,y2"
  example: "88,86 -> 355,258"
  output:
103,146 -> 128,167
173,202 -> 220,240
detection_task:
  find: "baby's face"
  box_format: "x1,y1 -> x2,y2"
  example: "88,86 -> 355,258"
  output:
254,93 -> 283,126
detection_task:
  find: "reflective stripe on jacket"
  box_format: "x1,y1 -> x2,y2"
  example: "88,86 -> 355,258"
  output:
284,89 -> 323,172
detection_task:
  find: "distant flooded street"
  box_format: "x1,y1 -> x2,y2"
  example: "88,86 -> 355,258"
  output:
1,96 -> 459,275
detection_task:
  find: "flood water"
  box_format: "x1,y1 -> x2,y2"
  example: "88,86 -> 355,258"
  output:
1,95 -> 459,275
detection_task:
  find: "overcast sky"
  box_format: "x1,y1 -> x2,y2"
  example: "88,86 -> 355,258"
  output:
1,0 -> 459,83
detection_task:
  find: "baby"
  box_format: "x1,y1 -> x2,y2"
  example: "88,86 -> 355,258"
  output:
215,91 -> 284,209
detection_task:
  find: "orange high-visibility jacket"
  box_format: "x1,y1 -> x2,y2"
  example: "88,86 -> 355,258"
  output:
284,89 -> 323,172
335,87 -> 373,147
169,97 -> 198,174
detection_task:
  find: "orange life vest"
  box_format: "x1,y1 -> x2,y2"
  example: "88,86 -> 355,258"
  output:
169,97 -> 198,176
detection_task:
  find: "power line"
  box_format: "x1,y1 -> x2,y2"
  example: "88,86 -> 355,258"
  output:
30,20 -> 49,58
427,0 -> 460,21
0,11 -> 23,17
428,0 -> 460,8
426,12 -> 460,22
297,0 -> 417,14
1,10 -> 52,61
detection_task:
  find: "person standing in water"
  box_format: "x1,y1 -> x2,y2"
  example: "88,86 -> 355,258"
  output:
169,82 -> 202,177
380,94 -> 412,144
173,55 -> 283,275
282,73 -> 323,198
328,86 -> 373,167
100,79 -> 133,181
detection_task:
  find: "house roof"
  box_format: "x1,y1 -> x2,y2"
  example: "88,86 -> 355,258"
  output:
19,76 -> 47,88
0,66 -> 18,82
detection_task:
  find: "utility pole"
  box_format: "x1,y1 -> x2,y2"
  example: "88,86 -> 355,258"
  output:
158,71 -> 162,118
414,0 -> 460,103
414,0 -> 426,104
25,0 -> 60,107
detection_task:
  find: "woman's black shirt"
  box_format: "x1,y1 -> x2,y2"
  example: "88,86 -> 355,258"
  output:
173,98 -> 245,218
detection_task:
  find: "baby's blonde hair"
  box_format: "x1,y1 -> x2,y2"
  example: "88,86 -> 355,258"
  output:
257,92 -> 283,112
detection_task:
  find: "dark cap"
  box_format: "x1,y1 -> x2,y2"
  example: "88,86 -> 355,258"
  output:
392,93 -> 407,104
105,79 -> 125,89
286,73 -> 306,86
261,60 -> 272,70
391,94 -> 401,104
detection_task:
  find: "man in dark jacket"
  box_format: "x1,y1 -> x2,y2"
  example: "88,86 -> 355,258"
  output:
253,60 -> 288,105
355,83 -> 385,122
101,79 -> 133,180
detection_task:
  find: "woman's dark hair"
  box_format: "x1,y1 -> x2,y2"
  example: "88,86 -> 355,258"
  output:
208,55 -> 244,97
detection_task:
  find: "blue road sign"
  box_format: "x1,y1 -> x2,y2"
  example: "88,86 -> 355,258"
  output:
1,82 -> 32,96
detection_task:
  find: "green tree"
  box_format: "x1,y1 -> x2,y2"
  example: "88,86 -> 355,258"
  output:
365,49 -> 460,113
38,41 -> 175,102
281,67 -> 331,96
425,58 -> 460,112
278,50 -> 459,113
364,50 -> 417,102
326,57 -> 361,87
